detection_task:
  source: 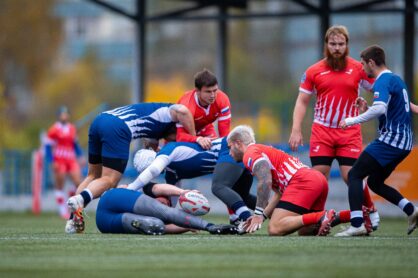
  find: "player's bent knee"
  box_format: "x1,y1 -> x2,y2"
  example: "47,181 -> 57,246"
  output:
268,222 -> 287,236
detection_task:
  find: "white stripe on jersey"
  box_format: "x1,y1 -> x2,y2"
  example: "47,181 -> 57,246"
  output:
149,107 -> 172,123
331,97 -> 342,128
218,114 -> 231,121
168,146 -> 201,162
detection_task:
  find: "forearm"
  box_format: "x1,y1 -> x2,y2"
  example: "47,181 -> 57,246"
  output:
151,183 -> 184,197
345,102 -> 386,126
264,192 -> 281,218
127,156 -> 169,191
291,94 -> 310,132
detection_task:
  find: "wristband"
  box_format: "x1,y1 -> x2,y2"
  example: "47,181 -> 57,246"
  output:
255,207 -> 267,220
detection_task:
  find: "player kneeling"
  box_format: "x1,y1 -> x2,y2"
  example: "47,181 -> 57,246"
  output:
95,184 -> 237,235
228,125 -> 341,236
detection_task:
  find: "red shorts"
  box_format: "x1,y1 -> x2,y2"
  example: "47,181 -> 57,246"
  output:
53,158 -> 80,174
309,122 -> 362,159
280,168 -> 328,211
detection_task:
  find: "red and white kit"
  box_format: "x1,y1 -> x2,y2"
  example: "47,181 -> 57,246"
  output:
300,57 -> 374,158
177,89 -> 231,142
243,144 -> 328,211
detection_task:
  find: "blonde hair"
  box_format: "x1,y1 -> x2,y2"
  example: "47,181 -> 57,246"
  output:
324,25 -> 349,43
227,125 -> 256,145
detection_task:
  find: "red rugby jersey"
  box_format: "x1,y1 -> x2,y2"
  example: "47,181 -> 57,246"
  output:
243,144 -> 308,194
47,122 -> 78,160
177,89 -> 231,142
299,57 -> 374,128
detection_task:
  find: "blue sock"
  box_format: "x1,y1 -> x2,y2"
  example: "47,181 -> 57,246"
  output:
350,217 -> 363,228
403,203 -> 414,216
231,201 -> 251,221
80,190 -> 92,207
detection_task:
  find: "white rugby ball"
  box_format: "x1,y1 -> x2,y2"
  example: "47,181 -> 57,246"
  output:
179,190 -> 210,216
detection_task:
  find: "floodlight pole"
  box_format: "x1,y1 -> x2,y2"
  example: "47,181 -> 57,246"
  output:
135,0 -> 146,103
319,0 -> 330,59
216,5 -> 228,92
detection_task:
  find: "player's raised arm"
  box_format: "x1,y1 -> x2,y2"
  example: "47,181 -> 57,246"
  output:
289,92 -> 312,151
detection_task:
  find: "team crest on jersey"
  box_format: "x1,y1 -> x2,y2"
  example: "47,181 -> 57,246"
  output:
374,91 -> 380,99
300,72 -> 306,83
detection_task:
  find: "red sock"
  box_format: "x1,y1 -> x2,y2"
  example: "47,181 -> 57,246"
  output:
302,211 -> 325,225
338,210 -> 351,223
228,208 -> 234,215
363,184 -> 375,209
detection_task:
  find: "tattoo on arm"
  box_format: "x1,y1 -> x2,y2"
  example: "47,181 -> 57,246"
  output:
252,160 -> 272,209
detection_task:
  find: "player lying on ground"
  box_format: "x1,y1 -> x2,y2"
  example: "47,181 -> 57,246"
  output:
125,137 -> 256,225
95,184 -> 238,235
227,125 -> 369,236
66,103 -> 195,234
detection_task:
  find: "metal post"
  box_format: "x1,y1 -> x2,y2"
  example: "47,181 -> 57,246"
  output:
319,0 -> 330,59
404,0 -> 415,102
216,5 -> 228,92
134,0 -> 146,103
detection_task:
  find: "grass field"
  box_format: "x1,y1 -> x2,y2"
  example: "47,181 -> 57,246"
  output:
1,212 -> 417,278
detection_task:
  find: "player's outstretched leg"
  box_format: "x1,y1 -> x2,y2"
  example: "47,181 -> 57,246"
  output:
134,194 -> 237,235
123,213 -> 165,235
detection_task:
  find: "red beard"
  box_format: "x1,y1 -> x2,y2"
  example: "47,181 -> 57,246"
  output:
325,47 -> 349,71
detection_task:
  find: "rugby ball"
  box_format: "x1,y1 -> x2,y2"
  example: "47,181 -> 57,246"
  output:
179,190 -> 210,216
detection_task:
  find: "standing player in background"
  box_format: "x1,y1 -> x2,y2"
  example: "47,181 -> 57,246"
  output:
177,69 -> 231,150
288,25 -> 380,229
45,106 -> 84,219
336,45 -> 418,236
66,103 -> 195,234
227,125 -> 345,236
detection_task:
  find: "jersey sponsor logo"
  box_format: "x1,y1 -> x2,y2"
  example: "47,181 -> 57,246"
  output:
374,91 -> 380,99
312,145 -> 320,153
350,148 -> 360,153
345,68 -> 353,74
320,70 -> 331,76
300,72 -> 306,83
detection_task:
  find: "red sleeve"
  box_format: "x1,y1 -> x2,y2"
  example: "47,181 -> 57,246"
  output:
299,67 -> 315,94
359,68 -> 375,92
216,92 -> 231,137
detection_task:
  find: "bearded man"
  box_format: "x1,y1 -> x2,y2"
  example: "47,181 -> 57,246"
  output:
288,25 -> 380,230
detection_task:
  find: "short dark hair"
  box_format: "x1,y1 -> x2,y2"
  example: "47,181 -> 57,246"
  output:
360,45 -> 386,66
194,69 -> 218,90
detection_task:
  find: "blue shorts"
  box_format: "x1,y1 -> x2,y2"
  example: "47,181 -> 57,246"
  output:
96,188 -> 142,233
88,113 -> 132,160
364,139 -> 410,167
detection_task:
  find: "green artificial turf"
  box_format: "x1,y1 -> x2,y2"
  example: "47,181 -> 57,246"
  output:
0,212 -> 417,278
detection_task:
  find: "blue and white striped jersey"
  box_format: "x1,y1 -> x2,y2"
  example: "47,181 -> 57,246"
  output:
104,103 -> 175,140
157,138 -> 225,184
373,70 -> 413,150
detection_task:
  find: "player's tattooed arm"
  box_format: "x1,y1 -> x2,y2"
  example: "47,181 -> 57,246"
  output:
252,159 -> 272,209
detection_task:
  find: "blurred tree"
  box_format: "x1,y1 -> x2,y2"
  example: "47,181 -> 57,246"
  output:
0,0 -> 62,107
145,75 -> 187,103
34,52 -> 130,148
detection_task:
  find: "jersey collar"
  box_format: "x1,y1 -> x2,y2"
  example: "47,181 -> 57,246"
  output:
194,90 -> 211,115
375,69 -> 392,81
